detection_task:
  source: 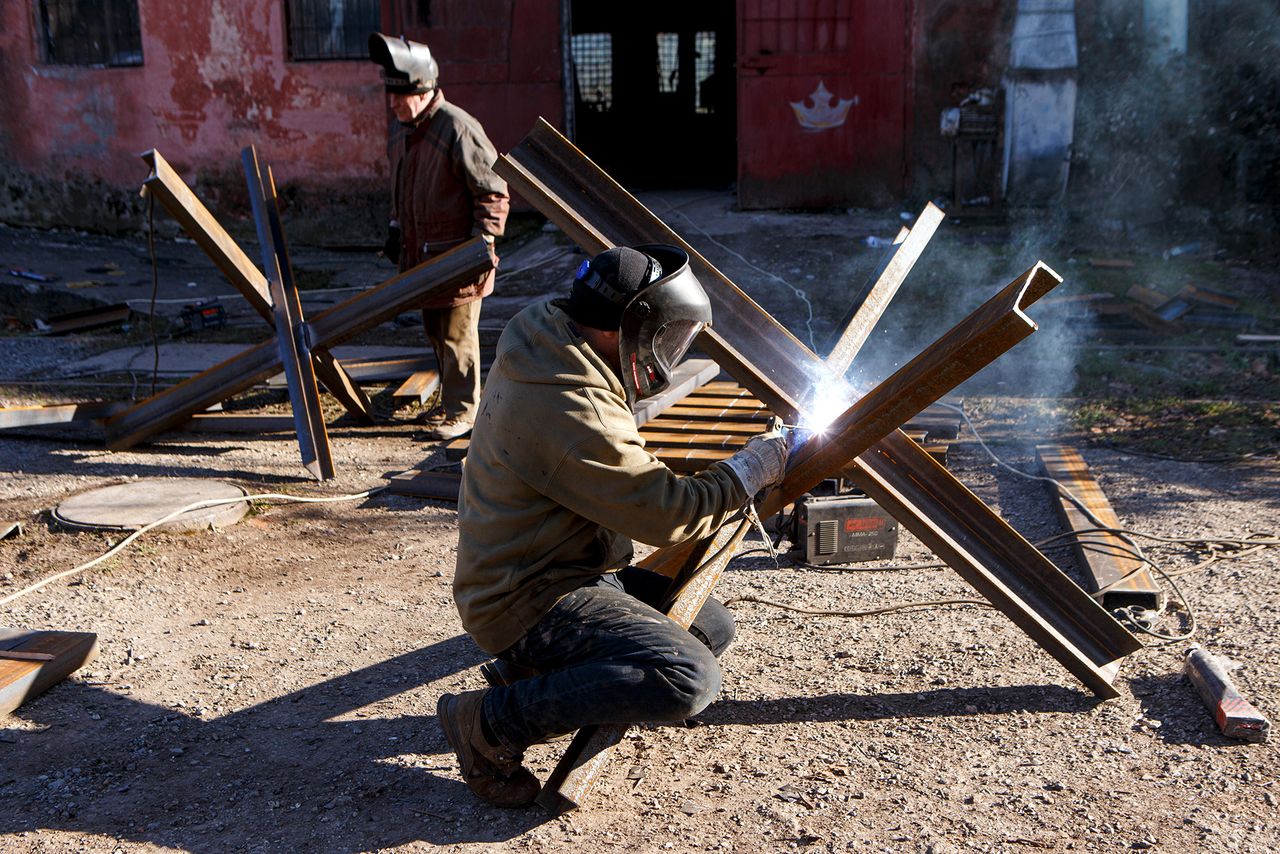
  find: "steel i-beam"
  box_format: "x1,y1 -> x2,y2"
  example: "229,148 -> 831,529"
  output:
242,146 -> 334,481
104,241 -> 496,450
140,149 -> 374,424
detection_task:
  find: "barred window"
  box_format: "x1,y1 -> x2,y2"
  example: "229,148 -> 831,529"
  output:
286,0 -> 381,61
37,0 -> 143,67
572,33 -> 613,113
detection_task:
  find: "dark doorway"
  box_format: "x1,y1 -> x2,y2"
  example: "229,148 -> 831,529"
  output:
569,1 -> 736,189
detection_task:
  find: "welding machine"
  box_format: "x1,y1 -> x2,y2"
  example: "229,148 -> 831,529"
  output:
789,480 -> 899,566
178,299 -> 227,334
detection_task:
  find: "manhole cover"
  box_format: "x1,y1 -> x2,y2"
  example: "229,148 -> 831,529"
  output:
53,478 -> 249,533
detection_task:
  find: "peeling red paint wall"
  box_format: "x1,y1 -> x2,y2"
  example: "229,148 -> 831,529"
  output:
0,0 -> 564,235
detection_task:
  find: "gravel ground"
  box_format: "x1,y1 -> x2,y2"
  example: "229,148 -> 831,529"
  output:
0,398 -> 1276,853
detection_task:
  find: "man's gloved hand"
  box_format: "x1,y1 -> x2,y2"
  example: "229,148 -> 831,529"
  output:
722,424 -> 788,496
383,225 -> 401,265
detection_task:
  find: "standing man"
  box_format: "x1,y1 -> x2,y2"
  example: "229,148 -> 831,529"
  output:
437,244 -> 789,807
369,33 -> 510,440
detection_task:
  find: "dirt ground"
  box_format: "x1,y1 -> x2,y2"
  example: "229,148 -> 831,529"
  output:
2,204 -> 1279,852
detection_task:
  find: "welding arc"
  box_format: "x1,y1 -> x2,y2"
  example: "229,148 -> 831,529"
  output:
0,487 -> 387,608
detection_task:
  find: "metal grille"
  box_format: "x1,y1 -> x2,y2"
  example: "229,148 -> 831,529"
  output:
656,32 -> 679,93
572,32 -> 613,112
743,0 -> 851,55
286,0 -> 381,61
694,30 -> 716,114
38,0 -> 143,67
815,519 -> 838,555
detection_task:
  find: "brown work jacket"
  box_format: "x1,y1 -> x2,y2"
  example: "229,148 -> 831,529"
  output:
454,301 -> 747,654
392,89 -> 509,308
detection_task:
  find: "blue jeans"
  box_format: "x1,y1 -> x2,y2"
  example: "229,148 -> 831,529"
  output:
482,567 -> 735,751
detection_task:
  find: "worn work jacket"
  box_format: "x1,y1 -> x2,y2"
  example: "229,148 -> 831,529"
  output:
455,301 -> 748,654
392,89 -> 509,309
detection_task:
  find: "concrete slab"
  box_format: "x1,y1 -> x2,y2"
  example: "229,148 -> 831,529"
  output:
53,478 -> 249,533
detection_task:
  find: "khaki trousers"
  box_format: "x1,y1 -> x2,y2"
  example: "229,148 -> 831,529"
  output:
422,300 -> 482,423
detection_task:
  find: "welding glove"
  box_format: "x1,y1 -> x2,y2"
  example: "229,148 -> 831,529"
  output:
722,427 -> 788,497
383,224 -> 402,265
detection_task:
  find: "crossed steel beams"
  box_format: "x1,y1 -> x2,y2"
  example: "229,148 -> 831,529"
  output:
109,148 -> 495,475
495,120 -> 1142,812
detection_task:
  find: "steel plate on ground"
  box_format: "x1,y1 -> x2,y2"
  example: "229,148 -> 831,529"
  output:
53,478 -> 249,533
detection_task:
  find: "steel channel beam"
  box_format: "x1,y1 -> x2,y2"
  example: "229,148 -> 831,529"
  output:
499,119 -> 1135,696
104,241 -> 494,449
848,431 -> 1143,699
496,120 -> 813,419
244,148 -> 334,481
824,203 -> 945,377
1036,444 -> 1165,611
0,402 -> 128,430
142,148 -> 373,425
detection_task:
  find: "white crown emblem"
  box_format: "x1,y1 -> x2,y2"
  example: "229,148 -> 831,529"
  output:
789,81 -> 857,131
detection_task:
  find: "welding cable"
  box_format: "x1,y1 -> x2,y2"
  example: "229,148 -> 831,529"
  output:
657,201 -> 819,352
147,191 -> 161,397
0,486 -> 388,609
935,402 -> 1208,643
722,594 -> 995,619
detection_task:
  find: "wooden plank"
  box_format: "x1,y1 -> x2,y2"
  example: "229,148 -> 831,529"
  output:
393,370 -> 441,404
654,405 -> 771,423
639,418 -> 763,437
660,395 -> 767,411
386,469 -> 461,501
638,431 -> 748,450
0,628 -> 98,716
1036,444 -> 1165,611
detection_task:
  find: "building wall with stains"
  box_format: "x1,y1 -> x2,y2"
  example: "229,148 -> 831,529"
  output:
0,0 -> 564,240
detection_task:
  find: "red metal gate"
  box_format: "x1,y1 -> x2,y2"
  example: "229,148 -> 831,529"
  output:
737,0 -> 911,208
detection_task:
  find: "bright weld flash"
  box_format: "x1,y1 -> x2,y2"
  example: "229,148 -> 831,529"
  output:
798,374 -> 857,434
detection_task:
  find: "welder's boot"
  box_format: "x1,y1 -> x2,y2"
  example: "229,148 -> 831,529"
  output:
436,689 -> 539,808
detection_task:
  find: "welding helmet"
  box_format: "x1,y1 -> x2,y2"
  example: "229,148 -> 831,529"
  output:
567,244 -> 712,408
368,33 -> 438,94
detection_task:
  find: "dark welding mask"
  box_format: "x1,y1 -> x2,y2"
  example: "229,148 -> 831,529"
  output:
616,244 -> 712,409
368,33 -> 439,94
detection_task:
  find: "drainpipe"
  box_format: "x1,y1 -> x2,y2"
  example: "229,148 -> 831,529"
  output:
1002,0 -> 1077,206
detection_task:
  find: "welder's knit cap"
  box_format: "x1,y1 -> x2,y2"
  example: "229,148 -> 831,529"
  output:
564,247 -> 661,331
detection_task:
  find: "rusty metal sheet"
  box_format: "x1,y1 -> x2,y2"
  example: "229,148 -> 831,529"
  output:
243,147 -> 333,481
104,241 -> 495,450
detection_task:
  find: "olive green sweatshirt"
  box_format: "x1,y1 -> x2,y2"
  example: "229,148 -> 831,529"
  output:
454,301 -> 747,653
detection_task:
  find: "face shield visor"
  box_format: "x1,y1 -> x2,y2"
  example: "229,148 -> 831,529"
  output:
368,33 -> 439,94
617,244 -> 713,409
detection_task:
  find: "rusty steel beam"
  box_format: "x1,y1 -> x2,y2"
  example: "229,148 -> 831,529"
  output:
824,203 -> 945,377
141,148 -> 272,318
244,148 -> 333,481
848,432 -> 1143,699
1036,444 -> 1165,611
497,119 -> 1131,692
496,120 -> 814,419
142,148 -> 373,425
104,241 -> 495,450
